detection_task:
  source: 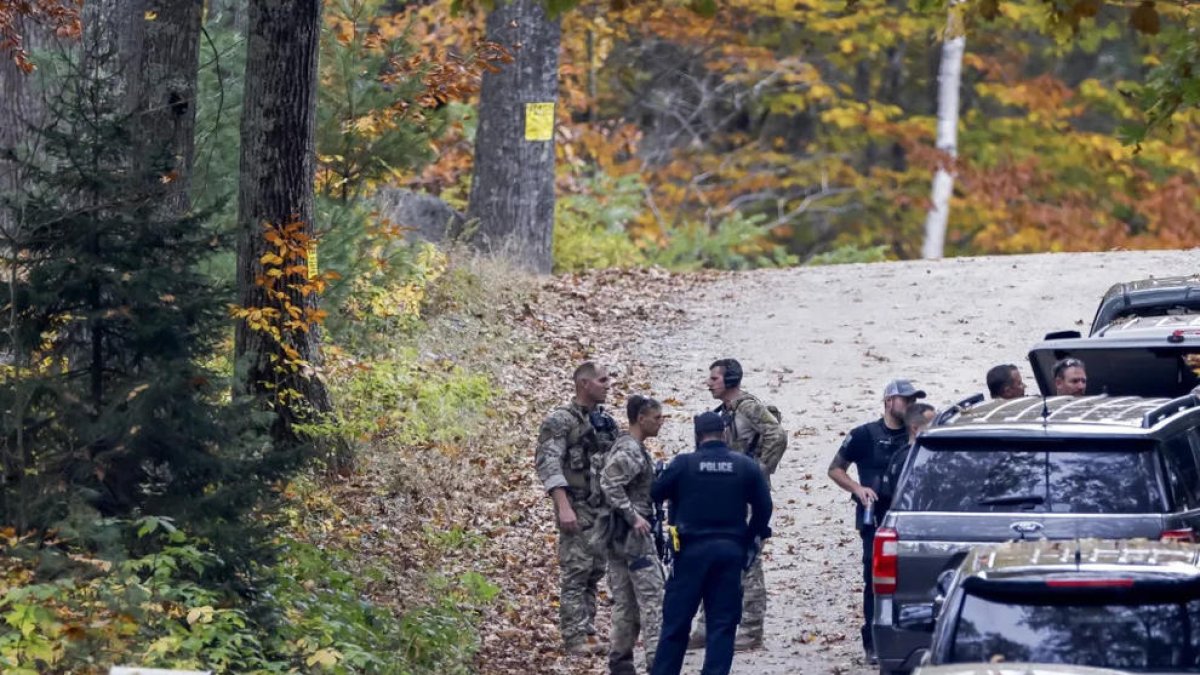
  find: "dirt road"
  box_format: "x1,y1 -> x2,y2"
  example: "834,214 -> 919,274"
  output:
629,250 -> 1198,674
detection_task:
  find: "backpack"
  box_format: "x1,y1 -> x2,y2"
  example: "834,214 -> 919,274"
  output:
716,395 -> 784,459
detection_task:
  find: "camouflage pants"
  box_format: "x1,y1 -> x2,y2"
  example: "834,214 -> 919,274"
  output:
559,505 -> 608,646
740,551 -> 765,637
608,532 -> 665,674
693,542 -> 765,638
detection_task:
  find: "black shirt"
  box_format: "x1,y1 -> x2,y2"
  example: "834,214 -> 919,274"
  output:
652,440 -> 772,545
836,418 -> 907,527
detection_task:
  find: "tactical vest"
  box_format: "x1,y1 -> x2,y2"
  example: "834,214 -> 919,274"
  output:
557,404 -> 618,507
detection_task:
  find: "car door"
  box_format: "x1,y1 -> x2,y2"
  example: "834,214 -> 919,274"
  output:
1161,432 -> 1200,537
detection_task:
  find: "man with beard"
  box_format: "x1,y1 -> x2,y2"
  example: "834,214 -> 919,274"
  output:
827,378 -> 925,664
700,358 -> 786,651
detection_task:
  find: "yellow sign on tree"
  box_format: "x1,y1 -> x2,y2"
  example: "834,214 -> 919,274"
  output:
307,242 -> 318,279
524,102 -> 555,141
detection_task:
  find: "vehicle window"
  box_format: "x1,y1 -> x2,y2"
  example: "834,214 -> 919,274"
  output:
895,441 -> 1163,513
1029,347 -> 1200,398
950,593 -> 1200,671
1164,434 -> 1200,509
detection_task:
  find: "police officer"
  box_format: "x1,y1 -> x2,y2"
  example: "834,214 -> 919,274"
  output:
535,361 -> 620,656
651,412 -> 773,675
827,378 -> 925,664
705,358 -> 786,650
600,394 -> 667,674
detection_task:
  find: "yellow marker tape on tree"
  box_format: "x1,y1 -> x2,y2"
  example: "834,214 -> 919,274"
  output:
307,242 -> 318,279
524,102 -> 555,141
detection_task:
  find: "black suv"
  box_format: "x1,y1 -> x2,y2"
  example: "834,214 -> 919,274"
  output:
1091,276 -> 1200,335
920,539 -> 1200,673
1028,276 -> 1200,399
873,394 -> 1200,675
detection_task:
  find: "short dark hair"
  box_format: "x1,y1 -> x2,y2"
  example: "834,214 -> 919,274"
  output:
709,358 -> 742,387
626,394 -> 661,424
986,364 -> 1018,397
1053,357 -> 1085,379
573,361 -> 599,383
905,402 -> 936,429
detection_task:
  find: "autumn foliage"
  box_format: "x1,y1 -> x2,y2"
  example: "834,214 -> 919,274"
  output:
400,0 -> 1199,266
0,0 -> 79,72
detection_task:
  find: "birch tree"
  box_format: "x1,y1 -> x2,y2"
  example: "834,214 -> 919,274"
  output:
921,4 -> 965,260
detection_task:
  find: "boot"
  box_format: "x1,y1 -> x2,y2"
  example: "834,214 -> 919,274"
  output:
733,632 -> 763,652
565,635 -> 605,656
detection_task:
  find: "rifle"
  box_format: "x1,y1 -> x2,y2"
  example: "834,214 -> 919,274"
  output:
652,460 -> 674,573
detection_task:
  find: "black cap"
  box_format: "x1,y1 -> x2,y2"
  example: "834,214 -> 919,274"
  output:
694,411 -> 726,437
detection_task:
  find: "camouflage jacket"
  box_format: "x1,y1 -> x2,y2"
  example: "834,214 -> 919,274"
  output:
723,391 -> 787,474
599,433 -> 655,525
534,401 -> 619,505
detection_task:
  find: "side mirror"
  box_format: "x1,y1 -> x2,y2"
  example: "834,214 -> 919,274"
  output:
936,569 -> 956,596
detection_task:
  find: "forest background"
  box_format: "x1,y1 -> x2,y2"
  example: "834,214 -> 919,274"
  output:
0,0 -> 1196,673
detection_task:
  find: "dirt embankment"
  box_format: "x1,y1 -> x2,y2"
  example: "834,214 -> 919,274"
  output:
482,249 -> 1199,674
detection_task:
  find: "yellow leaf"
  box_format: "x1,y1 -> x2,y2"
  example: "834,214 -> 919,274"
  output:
186,606 -> 214,625
144,10 -> 158,20
307,648 -> 341,668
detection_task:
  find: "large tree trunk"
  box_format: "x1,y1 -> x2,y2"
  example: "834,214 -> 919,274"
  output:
467,0 -> 561,274
134,0 -> 204,216
0,15 -> 49,237
921,8 -> 966,261
234,0 -> 340,460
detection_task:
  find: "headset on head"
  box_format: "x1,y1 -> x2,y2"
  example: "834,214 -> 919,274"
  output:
719,359 -> 743,389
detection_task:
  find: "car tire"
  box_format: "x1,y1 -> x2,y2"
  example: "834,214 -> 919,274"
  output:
879,669 -> 910,675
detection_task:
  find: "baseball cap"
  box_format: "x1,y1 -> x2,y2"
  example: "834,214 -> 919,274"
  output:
693,411 -> 726,436
883,379 -> 926,400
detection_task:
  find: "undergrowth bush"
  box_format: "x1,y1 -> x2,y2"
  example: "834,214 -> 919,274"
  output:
320,350 -> 496,448
647,212 -> 799,270
0,514 -> 497,674
551,171 -> 801,271
553,174 -> 647,272
806,243 -> 890,266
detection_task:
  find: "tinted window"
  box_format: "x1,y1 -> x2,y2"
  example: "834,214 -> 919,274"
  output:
895,441 -> 1163,513
950,593 -> 1200,671
1164,434 -> 1200,509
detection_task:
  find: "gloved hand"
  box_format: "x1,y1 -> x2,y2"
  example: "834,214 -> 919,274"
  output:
744,536 -> 763,571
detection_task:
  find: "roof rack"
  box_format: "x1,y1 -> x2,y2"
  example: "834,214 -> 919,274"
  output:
934,393 -> 985,426
1142,394 -> 1200,428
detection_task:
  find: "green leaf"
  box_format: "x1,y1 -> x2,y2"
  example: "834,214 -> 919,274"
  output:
690,0 -> 718,18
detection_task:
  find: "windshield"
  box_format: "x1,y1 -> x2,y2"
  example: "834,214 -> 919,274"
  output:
950,593 -> 1200,671
894,441 -> 1164,513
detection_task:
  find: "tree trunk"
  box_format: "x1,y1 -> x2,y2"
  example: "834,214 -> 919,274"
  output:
134,0 -> 203,216
921,7 -> 965,261
234,0 -> 341,462
0,15 -> 49,238
467,0 -> 561,274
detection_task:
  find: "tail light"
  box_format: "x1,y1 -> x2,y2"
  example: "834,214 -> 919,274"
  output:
1046,578 -> 1134,588
1161,528 -> 1195,542
873,527 -> 899,595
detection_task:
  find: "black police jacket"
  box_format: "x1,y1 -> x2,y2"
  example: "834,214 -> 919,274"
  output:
651,440 -> 772,546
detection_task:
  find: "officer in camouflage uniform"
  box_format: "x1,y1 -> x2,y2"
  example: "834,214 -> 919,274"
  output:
600,394 -> 667,675
536,361 -> 620,656
699,358 -> 787,651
